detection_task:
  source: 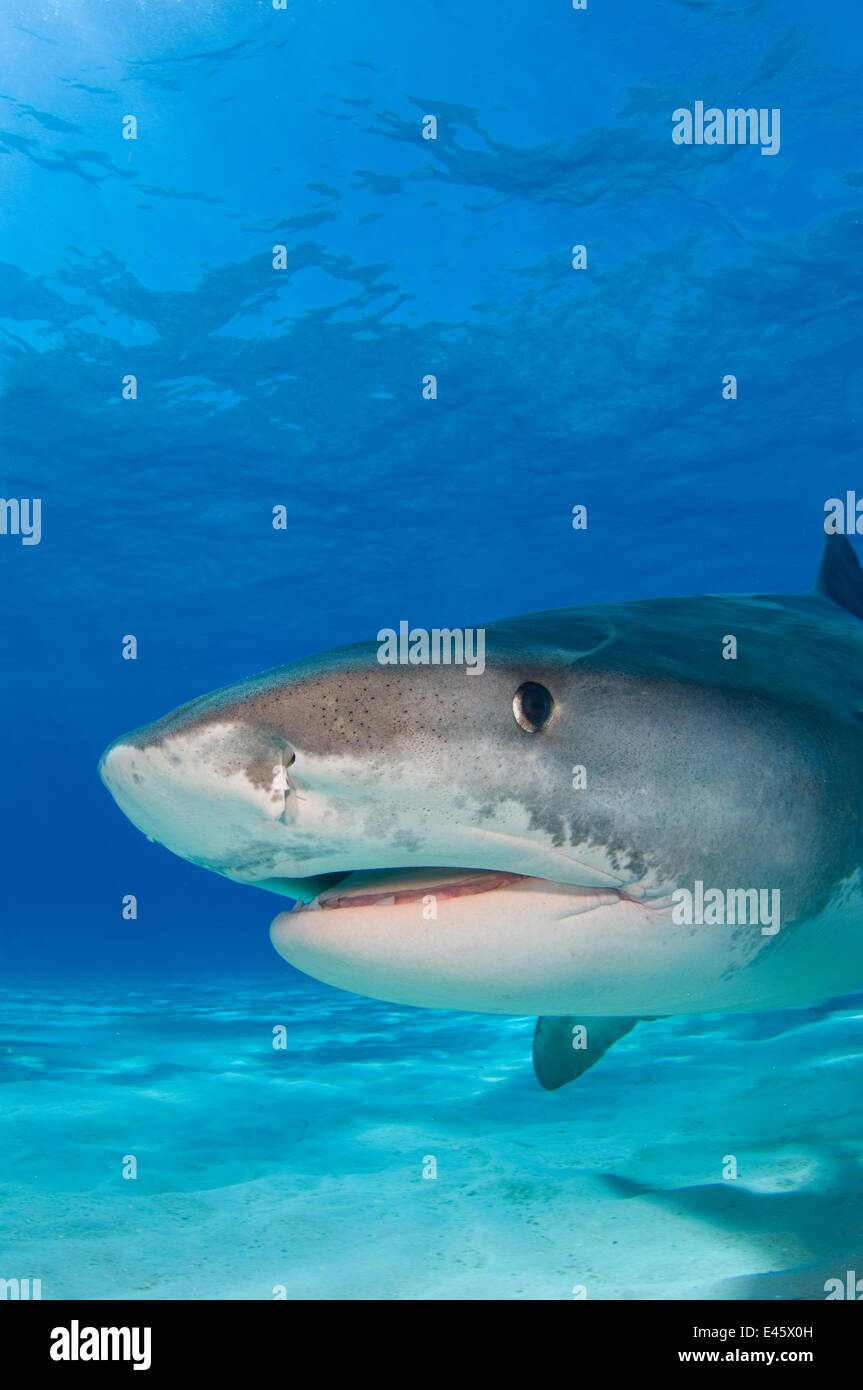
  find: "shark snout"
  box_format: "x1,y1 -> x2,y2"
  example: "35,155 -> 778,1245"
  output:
99,717 -> 298,877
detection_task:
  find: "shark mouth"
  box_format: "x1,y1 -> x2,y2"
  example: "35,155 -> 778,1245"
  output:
289,867 -> 635,912
313,868 -> 518,910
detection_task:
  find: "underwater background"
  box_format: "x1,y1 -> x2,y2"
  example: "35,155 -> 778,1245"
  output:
1,0 -> 862,1299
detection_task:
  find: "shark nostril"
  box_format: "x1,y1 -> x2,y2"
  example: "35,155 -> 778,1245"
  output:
275,747 -> 297,819
268,744 -> 297,803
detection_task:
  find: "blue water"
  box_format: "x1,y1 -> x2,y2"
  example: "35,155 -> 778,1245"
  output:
1,0 -> 862,1299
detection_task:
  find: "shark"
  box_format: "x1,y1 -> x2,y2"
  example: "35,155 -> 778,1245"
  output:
99,534 -> 863,1088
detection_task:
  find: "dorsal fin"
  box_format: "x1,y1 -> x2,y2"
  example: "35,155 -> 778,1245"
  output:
815,534 -> 863,619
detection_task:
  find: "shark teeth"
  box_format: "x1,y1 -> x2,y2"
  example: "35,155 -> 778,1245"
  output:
318,872 -> 514,910
292,869 -> 652,915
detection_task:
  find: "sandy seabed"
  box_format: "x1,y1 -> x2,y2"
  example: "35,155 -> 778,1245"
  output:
1,976 -> 861,1300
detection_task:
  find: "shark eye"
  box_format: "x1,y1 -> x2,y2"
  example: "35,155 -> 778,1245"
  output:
512,681 -> 554,733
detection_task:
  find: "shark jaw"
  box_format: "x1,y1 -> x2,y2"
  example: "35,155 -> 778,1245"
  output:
268,866 -> 679,1017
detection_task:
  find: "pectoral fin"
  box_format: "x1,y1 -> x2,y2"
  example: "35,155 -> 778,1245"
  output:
532,1015 -> 640,1090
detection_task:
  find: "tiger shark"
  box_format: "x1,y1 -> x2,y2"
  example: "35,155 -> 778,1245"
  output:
99,534 -> 863,1088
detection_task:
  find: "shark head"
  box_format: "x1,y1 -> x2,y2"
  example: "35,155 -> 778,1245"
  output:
99,542 -> 863,1023
101,617 -> 689,1012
